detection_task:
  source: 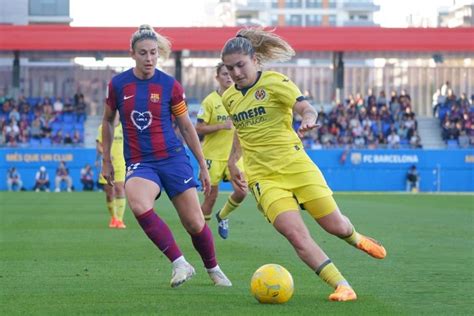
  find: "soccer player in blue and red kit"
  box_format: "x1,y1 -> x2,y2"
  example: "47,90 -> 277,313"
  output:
101,25 -> 231,288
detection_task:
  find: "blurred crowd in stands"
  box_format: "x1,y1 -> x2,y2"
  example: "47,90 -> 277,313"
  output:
293,89 -> 422,150
433,81 -> 474,149
2,84 -> 472,150
0,93 -> 87,147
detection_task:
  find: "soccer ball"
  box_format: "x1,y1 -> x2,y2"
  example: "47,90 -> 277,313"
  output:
250,264 -> 294,304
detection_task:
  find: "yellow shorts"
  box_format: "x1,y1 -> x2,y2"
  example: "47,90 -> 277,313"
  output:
206,158 -> 244,186
98,163 -> 126,184
249,157 -> 334,223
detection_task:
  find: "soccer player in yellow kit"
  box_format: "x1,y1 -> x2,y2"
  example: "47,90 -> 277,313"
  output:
221,28 -> 387,302
195,63 -> 247,239
96,113 -> 127,228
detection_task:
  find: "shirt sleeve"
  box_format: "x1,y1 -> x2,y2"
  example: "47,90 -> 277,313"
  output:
197,95 -> 212,124
272,74 -> 303,109
105,81 -> 117,111
170,80 -> 188,117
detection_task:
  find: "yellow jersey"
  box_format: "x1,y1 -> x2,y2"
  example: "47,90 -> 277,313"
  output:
96,123 -> 125,167
197,90 -> 234,160
222,71 -> 310,183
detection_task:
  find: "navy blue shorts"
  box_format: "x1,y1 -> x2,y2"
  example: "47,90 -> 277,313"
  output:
125,155 -> 198,200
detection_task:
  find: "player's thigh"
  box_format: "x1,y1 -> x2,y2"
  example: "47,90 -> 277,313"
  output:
250,179 -> 299,224
172,187 -> 204,233
125,177 -> 160,216
125,164 -> 162,216
273,208 -> 312,242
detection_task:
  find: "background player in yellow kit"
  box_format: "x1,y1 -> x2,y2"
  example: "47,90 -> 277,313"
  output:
96,113 -> 126,228
195,63 -> 247,239
221,28 -> 387,302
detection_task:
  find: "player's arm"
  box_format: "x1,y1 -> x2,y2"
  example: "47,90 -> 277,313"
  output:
293,100 -> 320,138
101,104 -> 116,186
175,114 -> 211,196
227,131 -> 247,191
195,119 -> 232,135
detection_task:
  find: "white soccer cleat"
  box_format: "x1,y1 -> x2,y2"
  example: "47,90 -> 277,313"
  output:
208,268 -> 232,287
170,262 -> 196,288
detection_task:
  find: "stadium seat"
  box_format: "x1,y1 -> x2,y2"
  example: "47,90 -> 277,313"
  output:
51,121 -> 62,134
62,113 -> 75,124
446,139 -> 459,149
62,123 -> 74,134
29,138 -> 41,146
41,137 -> 52,146
74,122 -> 84,132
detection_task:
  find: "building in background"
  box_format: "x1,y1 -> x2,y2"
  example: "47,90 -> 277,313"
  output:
0,0 -> 71,25
438,3 -> 473,27
230,0 -> 379,27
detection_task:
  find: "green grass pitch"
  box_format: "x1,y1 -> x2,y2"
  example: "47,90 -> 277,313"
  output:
1,192 -> 473,315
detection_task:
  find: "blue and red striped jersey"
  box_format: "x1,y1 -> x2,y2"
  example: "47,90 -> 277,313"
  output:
106,68 -> 188,164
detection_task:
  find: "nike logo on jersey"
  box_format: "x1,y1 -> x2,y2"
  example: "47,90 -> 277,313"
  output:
282,78 -> 289,82
124,95 -> 134,100
184,177 -> 193,184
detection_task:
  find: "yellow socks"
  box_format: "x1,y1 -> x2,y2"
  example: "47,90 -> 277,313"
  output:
219,196 -> 240,219
115,197 -> 126,221
107,200 -> 115,218
343,227 -> 362,246
316,260 -> 349,288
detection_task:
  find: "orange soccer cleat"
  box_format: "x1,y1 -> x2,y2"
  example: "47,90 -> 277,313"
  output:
115,220 -> 127,229
329,285 -> 357,302
356,235 -> 387,259
108,217 -> 118,228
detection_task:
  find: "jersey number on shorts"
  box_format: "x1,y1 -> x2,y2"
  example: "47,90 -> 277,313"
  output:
206,159 -> 212,170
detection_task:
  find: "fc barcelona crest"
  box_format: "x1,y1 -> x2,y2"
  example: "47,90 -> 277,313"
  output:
254,89 -> 267,101
150,93 -> 160,103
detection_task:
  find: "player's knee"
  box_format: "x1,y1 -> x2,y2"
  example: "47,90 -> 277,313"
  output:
184,217 -> 205,235
127,198 -> 152,216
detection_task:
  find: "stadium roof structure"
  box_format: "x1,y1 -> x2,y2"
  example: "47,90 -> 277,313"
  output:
0,25 -> 473,59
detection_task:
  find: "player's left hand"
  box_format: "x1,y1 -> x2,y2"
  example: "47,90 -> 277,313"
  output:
297,122 -> 321,138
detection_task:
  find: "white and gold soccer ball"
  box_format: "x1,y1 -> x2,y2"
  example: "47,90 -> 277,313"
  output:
250,264 -> 294,304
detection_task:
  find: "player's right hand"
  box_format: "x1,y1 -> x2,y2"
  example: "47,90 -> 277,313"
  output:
101,159 -> 115,186
229,163 -> 247,191
199,167 -> 211,196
